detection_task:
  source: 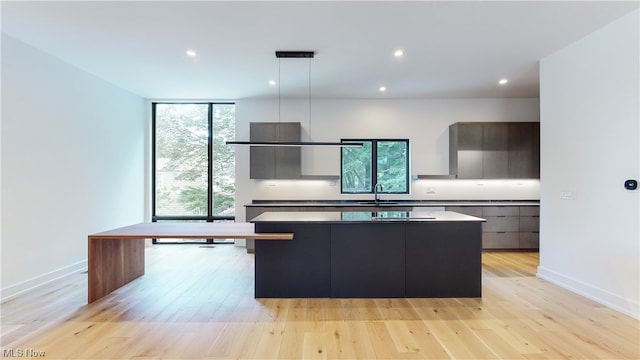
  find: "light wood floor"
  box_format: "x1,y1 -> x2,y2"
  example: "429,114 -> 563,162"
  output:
1,245 -> 638,359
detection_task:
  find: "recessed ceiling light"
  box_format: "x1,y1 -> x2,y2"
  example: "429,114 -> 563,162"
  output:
379,86 -> 387,92
268,80 -> 276,86
499,78 -> 508,85
394,49 -> 404,57
186,49 -> 197,57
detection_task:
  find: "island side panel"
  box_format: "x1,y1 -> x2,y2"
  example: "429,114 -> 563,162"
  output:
330,223 -> 406,298
254,223 -> 331,298
88,237 -> 145,303
405,222 -> 482,297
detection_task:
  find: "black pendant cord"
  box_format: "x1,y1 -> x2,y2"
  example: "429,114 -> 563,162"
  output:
277,57 -> 281,142
275,58 -> 281,166
308,57 -> 312,142
225,50 -> 363,148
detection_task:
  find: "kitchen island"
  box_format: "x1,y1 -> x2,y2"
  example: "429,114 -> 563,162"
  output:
251,210 -> 485,298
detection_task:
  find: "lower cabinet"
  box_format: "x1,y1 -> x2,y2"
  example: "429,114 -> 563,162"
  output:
254,221 -> 483,298
519,206 -> 540,249
253,223 -> 331,298
405,222 -> 482,297
330,224 -> 405,297
446,205 -> 539,250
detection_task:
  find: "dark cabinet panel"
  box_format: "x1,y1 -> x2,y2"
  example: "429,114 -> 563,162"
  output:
483,232 -> 520,249
458,150 -> 484,179
519,216 -> 539,232
519,206 -> 540,216
254,223 -> 331,298
450,122 -> 539,179
458,123 -> 483,149
405,222 -> 482,297
508,122 -> 540,178
250,122 -> 301,179
330,224 -> 405,298
482,206 -> 519,216
483,216 -> 519,232
520,232 -> 540,249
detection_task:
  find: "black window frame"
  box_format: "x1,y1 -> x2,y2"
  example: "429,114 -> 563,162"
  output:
151,102 -> 235,244
340,138 -> 410,195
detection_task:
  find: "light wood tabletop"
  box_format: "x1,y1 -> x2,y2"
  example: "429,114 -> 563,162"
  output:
88,222 -> 293,303
89,222 -> 294,240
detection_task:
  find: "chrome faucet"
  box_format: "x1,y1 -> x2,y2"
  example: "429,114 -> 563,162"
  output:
374,182 -> 383,203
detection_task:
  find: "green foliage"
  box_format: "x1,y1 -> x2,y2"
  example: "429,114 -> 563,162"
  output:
342,141 -> 372,192
155,104 -> 235,215
342,140 -> 408,193
178,186 -> 208,214
377,141 -> 408,193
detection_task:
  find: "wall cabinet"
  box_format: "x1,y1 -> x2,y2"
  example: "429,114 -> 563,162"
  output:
446,205 -> 539,249
449,122 -> 540,179
250,122 -> 301,179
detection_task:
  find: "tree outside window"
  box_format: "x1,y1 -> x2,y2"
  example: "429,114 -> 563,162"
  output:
154,103 -> 235,218
341,139 -> 409,194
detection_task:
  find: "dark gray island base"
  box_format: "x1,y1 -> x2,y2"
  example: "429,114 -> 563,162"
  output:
252,211 -> 485,298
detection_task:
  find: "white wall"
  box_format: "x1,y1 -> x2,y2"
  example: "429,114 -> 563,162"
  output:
0,34 -> 146,299
538,10 -> 639,319
234,98 -> 540,221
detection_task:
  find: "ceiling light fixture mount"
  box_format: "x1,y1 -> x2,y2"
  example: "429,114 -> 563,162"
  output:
226,50 -> 362,148
275,50 -> 315,59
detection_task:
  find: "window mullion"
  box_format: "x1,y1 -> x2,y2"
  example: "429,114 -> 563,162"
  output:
207,103 -> 214,222
371,140 -> 378,194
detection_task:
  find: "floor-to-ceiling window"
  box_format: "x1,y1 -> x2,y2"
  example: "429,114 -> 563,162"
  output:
152,103 -> 235,243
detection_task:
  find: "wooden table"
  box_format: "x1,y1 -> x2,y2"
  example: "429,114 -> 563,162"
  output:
88,222 -> 293,303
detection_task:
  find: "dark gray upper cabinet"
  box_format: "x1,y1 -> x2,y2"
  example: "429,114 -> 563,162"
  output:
250,122 -> 301,179
450,122 -> 540,179
507,122 -> 540,178
482,123 -> 509,178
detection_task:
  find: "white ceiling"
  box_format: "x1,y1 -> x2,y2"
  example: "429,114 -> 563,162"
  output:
2,1 -> 638,100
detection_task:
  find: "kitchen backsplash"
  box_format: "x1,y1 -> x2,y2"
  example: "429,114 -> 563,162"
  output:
249,178 -> 540,201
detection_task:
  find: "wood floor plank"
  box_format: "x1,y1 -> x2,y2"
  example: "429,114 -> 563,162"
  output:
2,246 -> 638,360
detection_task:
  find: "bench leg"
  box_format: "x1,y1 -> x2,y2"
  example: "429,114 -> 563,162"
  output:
88,237 -> 145,303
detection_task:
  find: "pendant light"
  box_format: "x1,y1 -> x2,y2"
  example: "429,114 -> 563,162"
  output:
226,51 -> 362,147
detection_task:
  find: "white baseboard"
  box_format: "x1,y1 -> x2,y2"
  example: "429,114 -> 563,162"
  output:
537,265 -> 640,320
0,260 -> 88,302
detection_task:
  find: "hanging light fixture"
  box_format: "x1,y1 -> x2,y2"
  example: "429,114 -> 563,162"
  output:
226,51 -> 362,147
